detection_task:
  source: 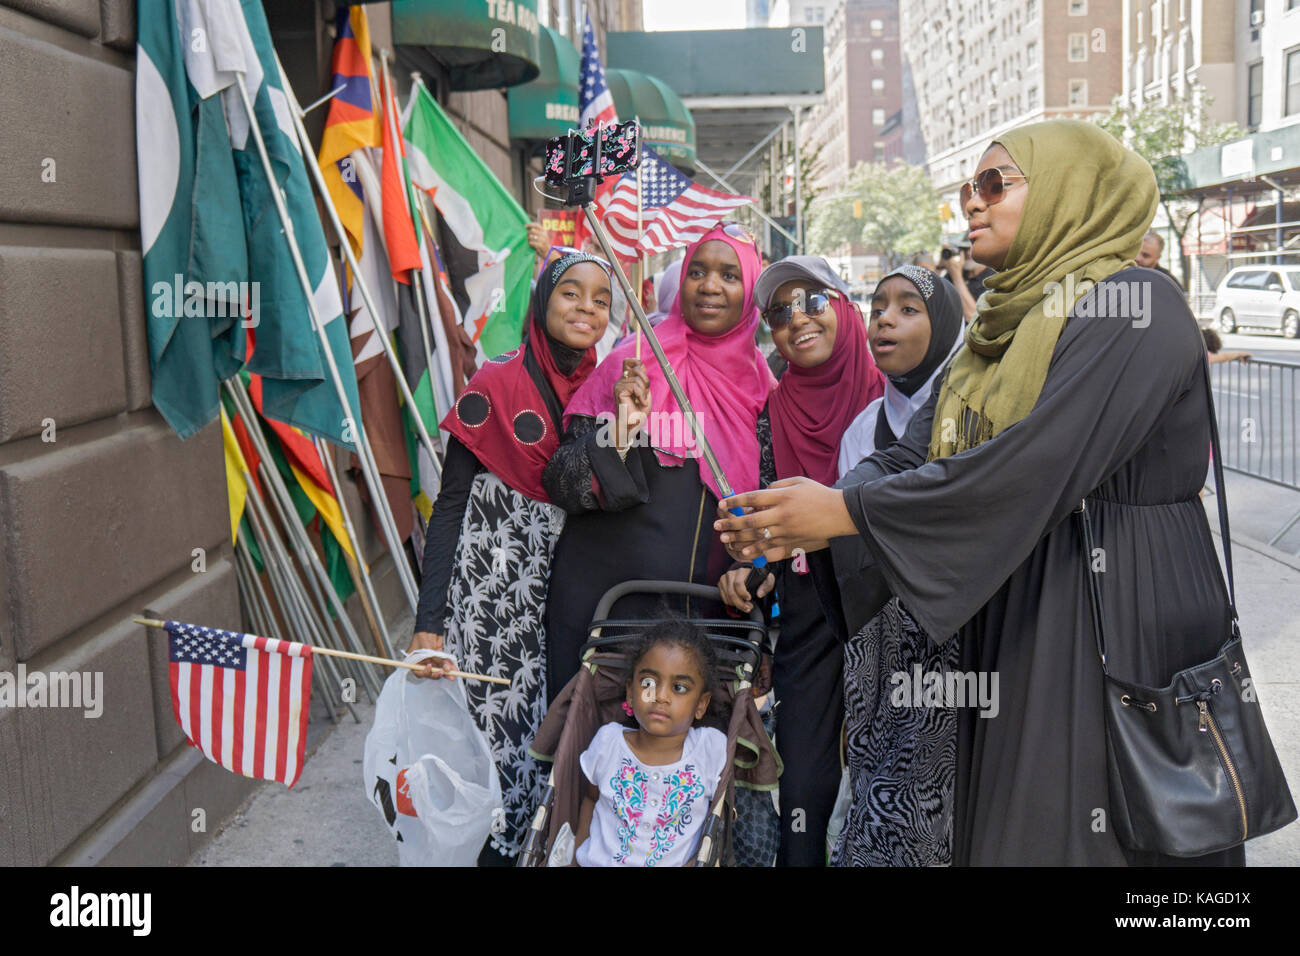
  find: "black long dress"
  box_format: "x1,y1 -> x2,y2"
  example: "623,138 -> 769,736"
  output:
834,269 -> 1243,865
752,408 -> 844,866
542,415 -> 729,700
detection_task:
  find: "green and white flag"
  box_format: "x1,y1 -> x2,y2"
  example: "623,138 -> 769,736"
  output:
136,0 -> 249,438
402,77 -> 532,361
202,0 -> 361,448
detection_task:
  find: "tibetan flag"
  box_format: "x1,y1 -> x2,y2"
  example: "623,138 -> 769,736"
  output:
166,620 -> 313,788
317,4 -> 380,258
221,407 -> 250,545
402,78 -> 531,360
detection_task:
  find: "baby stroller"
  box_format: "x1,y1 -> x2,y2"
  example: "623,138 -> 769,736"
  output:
519,580 -> 782,867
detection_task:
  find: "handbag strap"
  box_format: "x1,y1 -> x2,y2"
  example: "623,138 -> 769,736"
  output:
1076,356 -> 1242,676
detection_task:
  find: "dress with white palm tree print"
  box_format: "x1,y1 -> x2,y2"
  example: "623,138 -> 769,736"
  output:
445,471 -> 565,858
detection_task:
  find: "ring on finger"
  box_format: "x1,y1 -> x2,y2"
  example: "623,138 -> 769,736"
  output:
763,527 -> 772,539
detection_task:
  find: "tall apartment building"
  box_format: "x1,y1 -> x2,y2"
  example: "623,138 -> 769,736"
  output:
806,0 -> 905,195
1237,0 -> 1300,133
769,0 -> 838,25
1119,0 -> 1235,123
901,0 -> 1124,240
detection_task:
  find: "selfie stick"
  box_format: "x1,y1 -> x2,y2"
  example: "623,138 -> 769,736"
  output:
579,205 -> 777,606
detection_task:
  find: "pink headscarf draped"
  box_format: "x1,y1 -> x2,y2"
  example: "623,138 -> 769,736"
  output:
564,225 -> 775,500
768,294 -> 885,485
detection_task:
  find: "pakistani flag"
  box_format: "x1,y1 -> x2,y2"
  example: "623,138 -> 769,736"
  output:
402,77 -> 532,360
210,0 -> 361,449
136,0 -> 249,438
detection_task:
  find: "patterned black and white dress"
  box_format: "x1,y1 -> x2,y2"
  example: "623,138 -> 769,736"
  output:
441,470 -> 564,858
831,597 -> 957,867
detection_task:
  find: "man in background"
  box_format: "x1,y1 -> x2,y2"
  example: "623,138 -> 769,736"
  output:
1136,230 -> 1183,290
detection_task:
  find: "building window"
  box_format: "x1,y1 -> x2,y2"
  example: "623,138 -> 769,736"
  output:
1026,0 -> 1038,22
1069,79 -> 1088,105
874,144 -> 885,162
871,48 -> 884,67
1069,34 -> 1088,61
990,103 -> 999,125
1288,47 -> 1300,116
1027,40 -> 1038,65
872,77 -> 885,94
870,18 -> 883,35
1069,0 -> 1087,13
1027,85 -> 1039,109
1248,61 -> 1263,129
873,108 -> 886,126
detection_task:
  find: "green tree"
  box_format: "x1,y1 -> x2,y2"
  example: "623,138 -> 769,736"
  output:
1097,86 -> 1243,282
807,160 -> 941,270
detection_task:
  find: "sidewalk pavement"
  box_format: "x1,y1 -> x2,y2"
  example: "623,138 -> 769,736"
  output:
189,494 -> 1300,867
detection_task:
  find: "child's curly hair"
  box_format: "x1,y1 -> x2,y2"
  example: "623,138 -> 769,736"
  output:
626,616 -> 720,715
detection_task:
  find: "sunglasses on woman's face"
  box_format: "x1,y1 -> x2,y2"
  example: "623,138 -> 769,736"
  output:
762,290 -> 833,330
959,167 -> 1029,209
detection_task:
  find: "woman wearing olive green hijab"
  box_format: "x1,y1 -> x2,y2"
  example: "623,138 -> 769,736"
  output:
714,120 -> 1245,865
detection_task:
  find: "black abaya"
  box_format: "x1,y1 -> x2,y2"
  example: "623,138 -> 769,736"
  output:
542,414 -> 728,701
835,270 -> 1243,865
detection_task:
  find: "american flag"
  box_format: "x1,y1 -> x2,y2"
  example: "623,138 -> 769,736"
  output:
166,621 -> 314,788
604,147 -> 754,259
578,12 -> 617,130
575,11 -> 618,250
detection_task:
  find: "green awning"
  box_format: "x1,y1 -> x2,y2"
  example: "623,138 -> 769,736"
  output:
508,26 -> 579,141
392,0 -> 540,91
606,68 -> 697,172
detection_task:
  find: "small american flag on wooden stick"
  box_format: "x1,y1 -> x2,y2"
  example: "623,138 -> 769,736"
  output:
165,621 -> 314,788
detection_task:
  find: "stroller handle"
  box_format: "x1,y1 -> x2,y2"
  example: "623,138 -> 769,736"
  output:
590,579 -> 765,642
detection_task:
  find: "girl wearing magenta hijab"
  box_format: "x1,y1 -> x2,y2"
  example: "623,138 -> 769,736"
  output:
542,223 -> 775,699
409,253 -> 611,865
717,256 -> 886,866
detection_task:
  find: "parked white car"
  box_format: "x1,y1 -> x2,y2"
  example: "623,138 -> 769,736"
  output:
1214,266 -> 1300,338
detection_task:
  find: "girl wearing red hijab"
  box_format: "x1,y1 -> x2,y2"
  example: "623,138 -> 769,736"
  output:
717,255 -> 885,866
543,224 -> 775,699
409,253 -> 611,865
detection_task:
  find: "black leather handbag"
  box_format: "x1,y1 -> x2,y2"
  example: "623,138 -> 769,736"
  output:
1076,361 -> 1296,858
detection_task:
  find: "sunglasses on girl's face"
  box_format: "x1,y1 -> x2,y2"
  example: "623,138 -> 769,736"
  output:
959,167 -> 1029,208
762,290 -> 832,330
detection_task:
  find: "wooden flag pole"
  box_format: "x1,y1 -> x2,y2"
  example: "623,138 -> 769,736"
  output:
134,618 -> 511,686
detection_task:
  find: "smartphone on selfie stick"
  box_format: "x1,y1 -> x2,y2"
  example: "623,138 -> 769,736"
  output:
542,124 -> 777,610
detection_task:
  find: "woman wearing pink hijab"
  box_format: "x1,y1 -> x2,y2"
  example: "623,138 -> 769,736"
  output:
542,223 -> 774,699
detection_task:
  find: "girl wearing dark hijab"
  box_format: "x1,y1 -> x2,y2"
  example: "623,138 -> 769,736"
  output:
828,264 -> 964,866
409,253 -> 611,865
716,120 -> 1255,865
718,255 -> 886,866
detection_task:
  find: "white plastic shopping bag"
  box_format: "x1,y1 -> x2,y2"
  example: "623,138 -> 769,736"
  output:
363,650 -> 502,866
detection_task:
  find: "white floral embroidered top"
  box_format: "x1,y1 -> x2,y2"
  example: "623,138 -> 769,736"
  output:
576,722 -> 727,867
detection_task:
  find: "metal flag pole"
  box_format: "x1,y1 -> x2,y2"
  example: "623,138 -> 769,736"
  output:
634,130 -> 644,361
274,53 -> 441,476
579,203 -> 776,597
225,378 -> 384,698
237,461 -> 350,721
230,71 -> 420,611
313,433 -> 397,662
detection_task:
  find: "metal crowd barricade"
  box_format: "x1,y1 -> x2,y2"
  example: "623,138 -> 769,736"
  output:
1210,356 -> 1300,547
